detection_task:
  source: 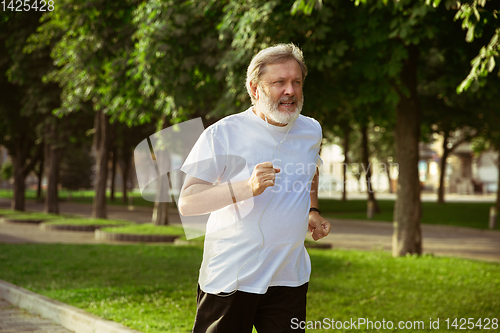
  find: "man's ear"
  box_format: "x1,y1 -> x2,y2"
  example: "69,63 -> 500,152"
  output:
250,82 -> 259,100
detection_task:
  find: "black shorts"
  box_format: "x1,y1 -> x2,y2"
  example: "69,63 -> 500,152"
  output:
192,283 -> 308,333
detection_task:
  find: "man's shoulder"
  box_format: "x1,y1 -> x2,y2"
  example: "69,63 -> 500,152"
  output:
205,110 -> 249,134
296,114 -> 322,133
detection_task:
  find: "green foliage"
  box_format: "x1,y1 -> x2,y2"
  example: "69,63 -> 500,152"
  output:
291,0 -> 323,16
0,11 -> 49,205
454,0 -> 500,92
29,0 -> 148,124
0,160 -> 13,181
419,33 -> 487,149
28,0 -> 232,127
466,75 -> 500,153
131,0 -> 227,123
367,121 -> 397,164
0,11 -> 48,150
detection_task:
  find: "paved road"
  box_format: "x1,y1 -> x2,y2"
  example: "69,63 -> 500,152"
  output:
0,298 -> 73,333
324,219 -> 500,262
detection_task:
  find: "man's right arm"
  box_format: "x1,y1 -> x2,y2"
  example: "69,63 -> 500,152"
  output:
178,162 -> 280,216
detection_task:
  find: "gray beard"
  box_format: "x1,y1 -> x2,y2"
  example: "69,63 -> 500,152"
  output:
258,88 -> 303,125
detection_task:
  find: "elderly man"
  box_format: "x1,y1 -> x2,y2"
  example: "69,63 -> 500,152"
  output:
178,43 -> 331,333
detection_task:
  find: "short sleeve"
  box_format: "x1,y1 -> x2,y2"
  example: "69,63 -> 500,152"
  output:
314,119 -> 323,169
180,128 -> 227,184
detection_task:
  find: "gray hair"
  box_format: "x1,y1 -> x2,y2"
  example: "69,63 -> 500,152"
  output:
246,43 -> 307,104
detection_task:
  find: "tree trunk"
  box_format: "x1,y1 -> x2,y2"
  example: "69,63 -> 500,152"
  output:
385,158 -> 393,193
11,157 -> 26,211
151,170 -> 171,225
92,111 -> 102,153
10,142 -> 42,211
392,44 -> 422,257
92,111 -> 110,219
110,145 -> 117,201
36,155 -> 44,200
44,142 -> 63,214
120,154 -> 131,204
437,137 -> 450,204
43,120 -> 64,214
342,126 -> 350,201
152,127 -> 171,225
361,124 -> 380,213
496,150 -> 500,214
152,202 -> 169,225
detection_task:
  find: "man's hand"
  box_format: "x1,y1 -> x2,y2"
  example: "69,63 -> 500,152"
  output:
308,211 -> 331,241
248,162 -> 281,196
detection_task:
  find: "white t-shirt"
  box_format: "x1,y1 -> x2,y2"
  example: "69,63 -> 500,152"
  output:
181,107 -> 322,294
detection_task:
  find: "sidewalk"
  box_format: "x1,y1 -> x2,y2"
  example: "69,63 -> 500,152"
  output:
317,218 -> 500,263
0,298 -> 73,333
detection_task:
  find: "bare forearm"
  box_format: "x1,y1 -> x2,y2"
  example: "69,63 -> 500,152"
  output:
308,168 -> 332,240
179,162 -> 280,216
178,180 -> 253,216
309,168 -> 319,209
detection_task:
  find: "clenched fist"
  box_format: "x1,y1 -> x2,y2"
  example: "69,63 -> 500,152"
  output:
248,162 -> 281,196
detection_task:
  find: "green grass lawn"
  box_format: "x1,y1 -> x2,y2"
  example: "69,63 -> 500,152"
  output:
0,244 -> 498,332
100,224 -> 186,235
44,218 -> 133,226
319,199 -> 500,230
1,212 -> 66,221
0,208 -> 26,216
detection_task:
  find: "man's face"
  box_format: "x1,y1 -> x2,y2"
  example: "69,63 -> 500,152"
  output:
254,59 -> 304,125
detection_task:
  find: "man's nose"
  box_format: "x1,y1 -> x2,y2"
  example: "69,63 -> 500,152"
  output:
283,81 -> 295,96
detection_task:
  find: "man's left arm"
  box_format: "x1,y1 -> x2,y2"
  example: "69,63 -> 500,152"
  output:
309,168 -> 331,241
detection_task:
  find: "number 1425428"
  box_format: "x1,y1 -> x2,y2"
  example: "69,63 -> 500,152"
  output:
1,0 -> 54,12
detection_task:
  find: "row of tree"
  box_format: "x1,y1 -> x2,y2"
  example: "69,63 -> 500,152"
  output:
0,0 -> 499,256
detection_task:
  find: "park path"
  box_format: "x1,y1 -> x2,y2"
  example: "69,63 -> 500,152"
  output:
0,198 -> 499,262
323,218 -> 500,262
0,298 -> 73,333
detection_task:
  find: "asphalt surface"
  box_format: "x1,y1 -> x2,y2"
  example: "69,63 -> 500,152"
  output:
0,298 -> 73,333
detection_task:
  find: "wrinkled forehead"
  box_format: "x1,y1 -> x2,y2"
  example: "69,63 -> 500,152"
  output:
260,59 -> 303,81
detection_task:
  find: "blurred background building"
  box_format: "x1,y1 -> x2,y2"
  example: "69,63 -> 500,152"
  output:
319,138 -> 499,197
